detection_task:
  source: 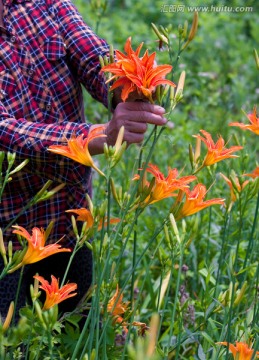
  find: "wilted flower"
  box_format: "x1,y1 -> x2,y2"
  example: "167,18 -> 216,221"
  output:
9,226 -> 71,273
175,183 -> 225,219
48,127 -> 106,176
220,172 -> 249,202
194,130 -> 243,166
66,208 -> 120,231
244,166 -> 259,179
107,285 -> 129,329
34,275 -> 77,310
133,163 -> 196,207
101,37 -> 175,102
229,107 -> 259,135
217,341 -> 259,360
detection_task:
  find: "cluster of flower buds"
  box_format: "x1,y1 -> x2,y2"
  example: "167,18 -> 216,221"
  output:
103,126 -> 127,169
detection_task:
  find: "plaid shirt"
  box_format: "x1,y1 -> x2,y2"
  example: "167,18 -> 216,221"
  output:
0,0 -> 109,248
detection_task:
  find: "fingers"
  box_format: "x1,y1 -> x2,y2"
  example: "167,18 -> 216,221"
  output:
106,102 -> 167,146
115,102 -> 166,126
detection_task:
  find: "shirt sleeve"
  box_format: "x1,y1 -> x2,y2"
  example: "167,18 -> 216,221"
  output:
0,1 -> 111,185
54,0 -> 110,106
0,105 -> 91,186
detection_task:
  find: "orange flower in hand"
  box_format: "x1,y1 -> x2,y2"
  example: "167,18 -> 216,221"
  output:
9,226 -> 71,273
48,127 -> 106,176
134,163 -> 196,207
34,275 -> 77,310
175,183 -> 225,219
244,166 -> 259,179
229,107 -> 259,135
194,130 -> 243,166
217,341 -> 259,360
101,37 -> 175,102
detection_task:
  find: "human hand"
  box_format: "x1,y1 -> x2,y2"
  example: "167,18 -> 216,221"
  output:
105,101 -> 166,146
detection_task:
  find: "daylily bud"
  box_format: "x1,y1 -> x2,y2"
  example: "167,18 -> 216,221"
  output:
85,193 -> 94,215
99,55 -> 105,68
0,228 -> 7,266
174,71 -> 186,102
9,159 -> 29,175
151,23 -> 169,45
2,301 -> 14,332
188,11 -> 199,42
155,85 -> 161,104
169,213 -> 181,244
254,49 -> 259,70
183,20 -> 188,39
30,275 -> 41,301
71,215 -> 78,237
109,44 -> 114,63
37,183 -> 66,203
103,55 -> 109,66
8,241 -> 13,262
159,25 -> 169,38
189,144 -> 195,169
7,152 -> 16,167
33,180 -> 53,202
234,281 -> 247,306
182,11 -> 198,50
194,137 -> 201,163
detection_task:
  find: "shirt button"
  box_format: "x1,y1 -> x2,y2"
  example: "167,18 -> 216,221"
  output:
28,69 -> 34,76
46,103 -> 52,111
10,36 -> 16,43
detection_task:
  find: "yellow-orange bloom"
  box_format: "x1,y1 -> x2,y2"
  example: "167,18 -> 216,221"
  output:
175,183 -> 225,219
48,127 -> 106,176
107,285 -> 129,327
194,130 -> 243,166
34,275 -> 77,310
9,226 -> 71,273
101,37 -> 176,102
244,166 -> 259,179
217,341 -> 259,360
134,164 -> 196,206
229,107 -> 259,135
220,172 -> 249,202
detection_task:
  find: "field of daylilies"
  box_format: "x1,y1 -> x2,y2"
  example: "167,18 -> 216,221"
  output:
0,0 -> 258,359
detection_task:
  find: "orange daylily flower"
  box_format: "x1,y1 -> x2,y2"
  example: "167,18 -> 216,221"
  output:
194,130 -> 243,166
101,37 -> 176,102
66,208 -> 94,228
133,164 -> 196,206
34,275 -> 77,310
48,127 -> 106,176
217,341 -> 259,360
229,107 -> 259,135
107,285 -> 129,328
175,183 -> 225,219
220,172 -> 249,202
66,208 -> 120,231
244,166 -> 259,179
9,226 -> 71,273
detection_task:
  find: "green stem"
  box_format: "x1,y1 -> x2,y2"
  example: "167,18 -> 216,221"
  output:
243,190 -> 259,269
166,245 -> 184,356
12,266 -> 24,326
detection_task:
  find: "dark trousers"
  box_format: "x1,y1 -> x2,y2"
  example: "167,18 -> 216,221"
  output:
0,246 -> 92,320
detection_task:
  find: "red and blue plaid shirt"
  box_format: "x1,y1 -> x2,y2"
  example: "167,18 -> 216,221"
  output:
0,0 -> 109,248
